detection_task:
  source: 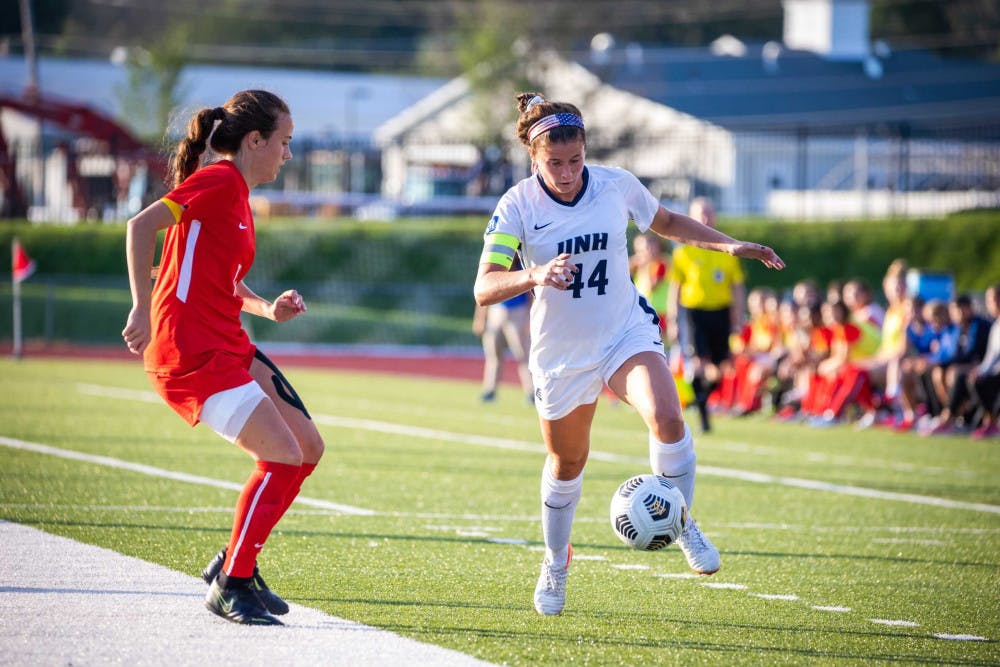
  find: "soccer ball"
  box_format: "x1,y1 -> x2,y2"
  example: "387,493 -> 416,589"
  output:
610,474 -> 687,551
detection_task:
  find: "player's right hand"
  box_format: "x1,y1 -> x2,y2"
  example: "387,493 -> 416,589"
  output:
534,253 -> 578,290
121,306 -> 150,355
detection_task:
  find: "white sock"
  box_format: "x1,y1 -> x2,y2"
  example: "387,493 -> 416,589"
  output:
649,423 -> 696,510
540,460 -> 582,565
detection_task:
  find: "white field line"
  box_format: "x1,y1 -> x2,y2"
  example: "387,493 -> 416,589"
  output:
72,383 -> 1000,516
3,504 -> 994,538
310,413 -> 1000,515
0,436 -> 374,516
870,619 -> 921,627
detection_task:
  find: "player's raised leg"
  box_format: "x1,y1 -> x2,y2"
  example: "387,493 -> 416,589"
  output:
609,351 -> 720,575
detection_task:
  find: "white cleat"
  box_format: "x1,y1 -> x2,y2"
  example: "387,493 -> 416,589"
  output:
676,517 -> 720,575
533,545 -> 572,615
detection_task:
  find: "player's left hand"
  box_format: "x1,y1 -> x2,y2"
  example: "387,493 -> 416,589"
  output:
271,289 -> 307,322
733,242 -> 785,270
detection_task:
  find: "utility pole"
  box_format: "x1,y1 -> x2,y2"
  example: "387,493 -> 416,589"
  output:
19,0 -> 39,99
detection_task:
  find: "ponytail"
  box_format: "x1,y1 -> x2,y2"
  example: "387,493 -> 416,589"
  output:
166,91 -> 289,187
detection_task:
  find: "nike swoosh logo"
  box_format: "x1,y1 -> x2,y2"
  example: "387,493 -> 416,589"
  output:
543,501 -> 572,510
534,221 -> 554,230
239,223 -> 248,229
254,543 -> 265,548
653,340 -> 663,346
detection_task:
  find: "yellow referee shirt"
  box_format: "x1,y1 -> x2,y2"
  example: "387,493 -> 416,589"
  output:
669,245 -> 745,310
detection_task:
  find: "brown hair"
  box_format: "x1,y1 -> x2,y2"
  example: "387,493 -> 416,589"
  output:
514,92 -> 585,152
168,89 -> 290,187
884,258 -> 909,279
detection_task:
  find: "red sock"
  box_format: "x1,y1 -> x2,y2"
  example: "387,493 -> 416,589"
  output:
275,462 -> 317,523
223,460 -> 300,578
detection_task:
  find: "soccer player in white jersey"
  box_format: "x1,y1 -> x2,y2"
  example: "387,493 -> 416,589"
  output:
474,92 -> 785,615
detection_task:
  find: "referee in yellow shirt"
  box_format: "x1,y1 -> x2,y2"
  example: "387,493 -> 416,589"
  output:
666,197 -> 746,433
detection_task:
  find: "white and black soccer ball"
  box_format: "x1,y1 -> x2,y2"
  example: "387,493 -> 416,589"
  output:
609,474 -> 687,551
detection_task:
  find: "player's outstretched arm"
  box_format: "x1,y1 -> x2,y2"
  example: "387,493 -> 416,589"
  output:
649,206 -> 785,270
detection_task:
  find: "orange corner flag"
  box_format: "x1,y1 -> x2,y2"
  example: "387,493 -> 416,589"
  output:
12,238 -> 36,284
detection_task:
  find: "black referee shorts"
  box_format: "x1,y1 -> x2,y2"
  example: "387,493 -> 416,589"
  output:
686,306 -> 732,366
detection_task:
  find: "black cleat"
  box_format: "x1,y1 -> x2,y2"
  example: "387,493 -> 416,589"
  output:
202,547 -> 289,615
201,547 -> 227,584
205,577 -> 282,626
249,568 -> 289,615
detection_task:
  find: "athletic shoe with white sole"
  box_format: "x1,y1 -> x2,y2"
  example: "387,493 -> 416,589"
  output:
201,547 -> 289,615
205,577 -> 282,626
533,545 -> 572,615
676,517 -> 720,575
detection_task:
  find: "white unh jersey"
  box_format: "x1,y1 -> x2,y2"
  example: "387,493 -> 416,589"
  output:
486,165 -> 662,378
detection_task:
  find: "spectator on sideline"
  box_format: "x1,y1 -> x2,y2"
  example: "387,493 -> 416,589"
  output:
792,278 -> 822,310
968,284 -> 1000,439
825,279 -> 844,307
843,278 -> 886,330
842,278 -> 884,358
666,196 -> 747,433
921,293 -> 993,435
630,232 -> 670,336
714,287 -> 779,416
473,291 -> 534,405
854,260 -> 911,429
896,299 -> 954,431
774,302 -> 832,420
802,300 -> 871,426
474,91 -> 783,615
122,90 -> 323,625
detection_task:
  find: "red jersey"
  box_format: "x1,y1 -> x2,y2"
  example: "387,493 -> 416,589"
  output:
144,160 -> 257,424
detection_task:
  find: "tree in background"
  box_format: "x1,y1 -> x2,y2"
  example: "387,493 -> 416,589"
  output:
871,0 -> 1000,61
451,1 -> 534,146
114,23 -> 191,142
4,0 -> 999,71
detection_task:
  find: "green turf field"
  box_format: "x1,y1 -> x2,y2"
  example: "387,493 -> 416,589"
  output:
1,357 -> 998,665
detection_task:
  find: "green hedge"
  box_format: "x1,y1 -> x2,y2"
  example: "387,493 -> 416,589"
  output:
1,209 -> 998,292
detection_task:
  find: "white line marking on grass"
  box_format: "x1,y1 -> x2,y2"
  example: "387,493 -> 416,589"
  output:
812,605 -> 852,613
611,564 -> 650,570
486,538 -> 529,545
656,573 -> 701,579
0,503 -> 237,514
0,436 -> 374,516
751,593 -> 800,601
933,634 -> 988,642
702,582 -> 748,590
871,538 -> 948,546
77,382 -> 161,402
573,554 -> 608,561
870,619 -> 920,627
72,385 -> 1000,515
424,525 -> 502,533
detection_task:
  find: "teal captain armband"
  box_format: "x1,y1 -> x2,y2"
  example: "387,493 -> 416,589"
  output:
480,232 -> 520,268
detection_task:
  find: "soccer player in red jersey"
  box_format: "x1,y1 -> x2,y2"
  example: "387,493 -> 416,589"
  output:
122,90 -> 323,625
